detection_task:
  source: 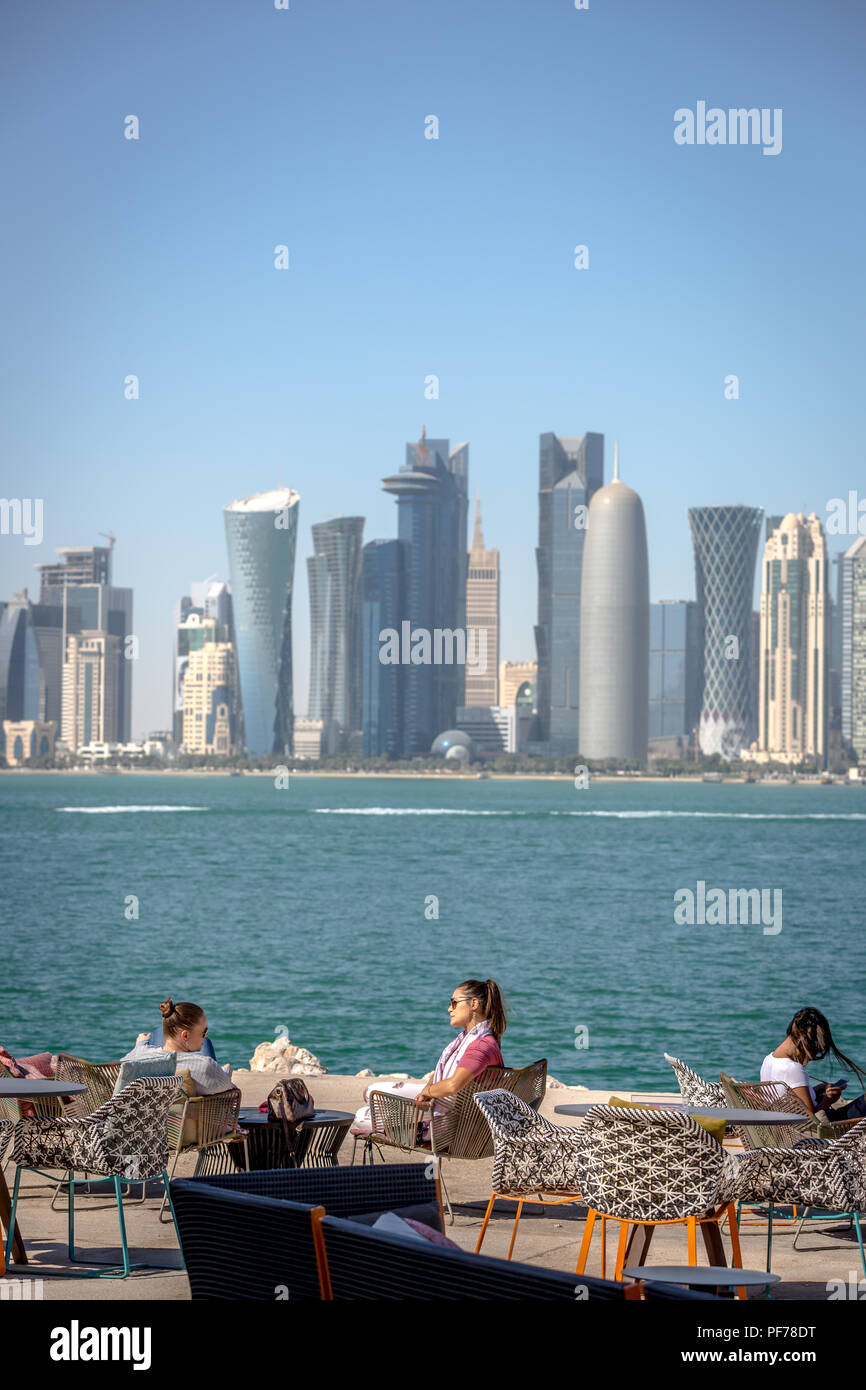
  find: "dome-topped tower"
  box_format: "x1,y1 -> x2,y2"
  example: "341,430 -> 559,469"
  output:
578,443 -> 649,763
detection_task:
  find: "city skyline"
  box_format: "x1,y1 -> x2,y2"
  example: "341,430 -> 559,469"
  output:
2,454 -> 860,743
2,1 -> 864,737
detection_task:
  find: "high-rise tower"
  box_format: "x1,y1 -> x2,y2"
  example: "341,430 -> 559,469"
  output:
534,432 -> 604,753
759,513 -> 829,765
464,496 -> 499,707
307,516 -> 365,734
688,504 -> 763,760
224,488 -> 299,756
578,444 -> 649,763
381,430 -> 468,754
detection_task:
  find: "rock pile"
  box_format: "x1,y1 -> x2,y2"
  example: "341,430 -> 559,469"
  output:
248,1035 -> 328,1075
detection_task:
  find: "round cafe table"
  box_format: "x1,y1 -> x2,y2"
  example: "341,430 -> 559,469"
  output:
0,1080 -> 87,1265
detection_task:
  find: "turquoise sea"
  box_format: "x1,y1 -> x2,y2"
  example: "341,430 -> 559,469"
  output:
1,773 -> 864,1092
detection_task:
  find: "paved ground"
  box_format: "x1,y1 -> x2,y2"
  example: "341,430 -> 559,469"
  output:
1,1075 -> 860,1301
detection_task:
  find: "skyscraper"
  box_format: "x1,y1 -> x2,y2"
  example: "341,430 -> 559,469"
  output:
62,631 -> 122,750
688,504 -> 763,760
649,600 -> 702,744
579,445 -> 649,763
0,593 -> 41,725
840,536 -> 866,761
361,538 -> 408,757
758,513 -> 829,765
381,430 -> 469,754
181,617 -> 239,756
307,516 -> 364,734
37,544 -> 133,742
464,497 -> 499,707
534,432 -> 604,754
172,580 -> 235,744
224,488 -> 299,756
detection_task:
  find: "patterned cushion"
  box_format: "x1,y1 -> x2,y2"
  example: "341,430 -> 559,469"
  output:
10,1077 -> 181,1180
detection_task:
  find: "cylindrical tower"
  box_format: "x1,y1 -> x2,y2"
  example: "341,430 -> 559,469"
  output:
578,446 -> 649,763
224,488 -> 300,756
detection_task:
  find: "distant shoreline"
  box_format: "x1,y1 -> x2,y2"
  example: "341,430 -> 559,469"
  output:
0,767 -> 855,785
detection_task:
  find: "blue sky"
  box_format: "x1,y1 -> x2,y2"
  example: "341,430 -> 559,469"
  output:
2,0 -> 864,735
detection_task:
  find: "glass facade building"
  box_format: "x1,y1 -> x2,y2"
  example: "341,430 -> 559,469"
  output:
224,488 -> 299,756
307,516 -> 365,733
534,432 -> 604,754
688,505 -> 763,760
0,595 -> 41,724
649,600 -> 702,740
38,547 -> 133,742
361,538 -> 408,757
381,432 -> 468,755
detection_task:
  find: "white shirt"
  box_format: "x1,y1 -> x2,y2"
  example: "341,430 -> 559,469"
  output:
760,1051 -> 816,1104
121,1043 -> 236,1096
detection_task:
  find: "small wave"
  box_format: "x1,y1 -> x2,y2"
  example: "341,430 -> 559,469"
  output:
313,807 -> 866,821
57,805 -> 207,814
314,807 -> 517,816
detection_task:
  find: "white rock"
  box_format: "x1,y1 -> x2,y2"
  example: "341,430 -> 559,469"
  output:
356,1068 -> 375,1077
248,1038 -> 328,1075
546,1076 -> 565,1089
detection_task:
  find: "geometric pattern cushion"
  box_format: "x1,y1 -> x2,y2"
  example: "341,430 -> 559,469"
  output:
571,1105 -> 742,1223
732,1119 -> 866,1211
8,1076 -> 181,1181
474,1089 -> 584,1195
663,1053 -> 727,1107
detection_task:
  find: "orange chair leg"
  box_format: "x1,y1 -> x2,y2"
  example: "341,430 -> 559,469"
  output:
614,1220 -> 630,1281
506,1199 -> 524,1261
475,1193 -> 496,1254
600,1214 -> 606,1278
687,1216 -> 697,1265
576,1209 -> 596,1274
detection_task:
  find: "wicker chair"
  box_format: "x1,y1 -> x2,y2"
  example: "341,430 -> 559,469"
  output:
663,1053 -> 727,1107
0,1062 -> 63,1121
160,1088 -> 250,1221
55,1053 -> 121,1117
472,1089 -> 583,1259
731,1119 -> 866,1276
357,1060 -> 547,1222
719,1072 -> 858,1149
572,1105 -> 746,1293
3,1077 -> 182,1278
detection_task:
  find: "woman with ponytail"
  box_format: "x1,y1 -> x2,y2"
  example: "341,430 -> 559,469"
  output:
350,978 -> 507,1137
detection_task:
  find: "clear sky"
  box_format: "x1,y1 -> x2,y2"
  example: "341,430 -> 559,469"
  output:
2,0 -> 864,737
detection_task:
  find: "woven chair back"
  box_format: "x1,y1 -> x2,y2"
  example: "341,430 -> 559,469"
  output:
663,1053 -> 726,1107
56,1053 -> 122,1118
718,1072 -> 812,1150
574,1105 -> 726,1222
430,1059 -> 547,1158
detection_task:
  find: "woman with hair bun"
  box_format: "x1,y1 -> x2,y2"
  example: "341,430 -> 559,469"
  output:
351,978 -> 507,1136
122,997 -> 237,1095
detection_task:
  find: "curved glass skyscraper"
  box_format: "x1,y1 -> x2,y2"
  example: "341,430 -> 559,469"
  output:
688,504 -> 763,759
224,488 -> 299,755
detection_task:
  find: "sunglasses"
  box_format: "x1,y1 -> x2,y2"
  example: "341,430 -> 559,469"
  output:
449,998 -> 471,1009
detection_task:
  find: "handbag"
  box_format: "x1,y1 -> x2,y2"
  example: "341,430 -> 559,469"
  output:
267,1079 -> 315,1164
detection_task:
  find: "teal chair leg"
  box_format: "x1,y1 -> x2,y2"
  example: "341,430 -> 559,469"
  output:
854,1213 -> 866,1283
4,1165 -> 23,1267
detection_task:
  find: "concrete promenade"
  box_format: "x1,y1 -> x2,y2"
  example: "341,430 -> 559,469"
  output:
1,1074 -> 859,1301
